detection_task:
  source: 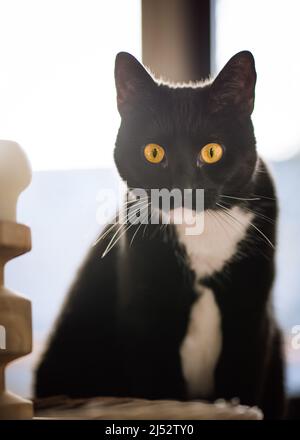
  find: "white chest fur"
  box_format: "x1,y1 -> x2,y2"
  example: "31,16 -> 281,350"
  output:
177,207 -> 254,398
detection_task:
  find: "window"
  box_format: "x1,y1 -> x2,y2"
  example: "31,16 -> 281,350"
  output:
213,0 -> 300,161
0,0 -> 141,170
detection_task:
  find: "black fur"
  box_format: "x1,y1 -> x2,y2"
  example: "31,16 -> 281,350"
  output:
35,51 -> 285,419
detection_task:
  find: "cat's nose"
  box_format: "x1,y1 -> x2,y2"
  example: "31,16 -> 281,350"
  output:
183,188 -> 217,211
173,173 -> 196,191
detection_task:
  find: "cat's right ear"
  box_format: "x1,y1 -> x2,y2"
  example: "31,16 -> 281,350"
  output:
115,52 -> 155,115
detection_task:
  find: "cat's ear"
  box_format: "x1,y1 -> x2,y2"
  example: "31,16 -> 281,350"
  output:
115,52 -> 155,115
209,51 -> 256,116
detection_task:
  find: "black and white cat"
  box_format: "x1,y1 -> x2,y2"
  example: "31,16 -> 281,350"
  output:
35,51 -> 285,419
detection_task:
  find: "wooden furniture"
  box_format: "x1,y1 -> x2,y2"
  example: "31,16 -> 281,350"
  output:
0,140 -> 33,419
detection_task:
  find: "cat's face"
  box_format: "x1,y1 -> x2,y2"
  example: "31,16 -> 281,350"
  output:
114,51 -> 257,210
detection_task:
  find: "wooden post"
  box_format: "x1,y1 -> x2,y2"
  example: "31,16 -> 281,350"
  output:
0,141 -> 33,419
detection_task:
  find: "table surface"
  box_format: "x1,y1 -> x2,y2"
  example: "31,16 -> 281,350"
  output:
34,396 -> 263,420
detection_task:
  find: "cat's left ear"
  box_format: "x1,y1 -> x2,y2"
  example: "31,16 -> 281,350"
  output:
115,52 -> 155,115
209,51 -> 256,116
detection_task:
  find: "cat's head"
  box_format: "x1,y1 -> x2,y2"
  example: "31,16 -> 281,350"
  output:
114,51 -> 257,210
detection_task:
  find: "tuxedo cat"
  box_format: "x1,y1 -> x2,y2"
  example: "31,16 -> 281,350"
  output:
35,51 -> 285,419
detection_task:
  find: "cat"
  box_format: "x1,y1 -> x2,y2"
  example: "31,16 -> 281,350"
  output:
35,51 -> 285,419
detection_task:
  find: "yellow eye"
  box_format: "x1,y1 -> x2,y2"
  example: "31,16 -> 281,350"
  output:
200,143 -> 223,164
144,143 -> 165,164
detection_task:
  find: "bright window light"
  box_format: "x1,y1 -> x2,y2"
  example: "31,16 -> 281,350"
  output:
0,0 -> 141,170
213,0 -> 300,161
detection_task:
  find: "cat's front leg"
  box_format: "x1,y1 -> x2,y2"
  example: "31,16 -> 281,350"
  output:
213,313 -> 285,419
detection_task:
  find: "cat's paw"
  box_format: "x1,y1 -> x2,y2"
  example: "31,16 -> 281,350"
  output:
214,398 -> 263,420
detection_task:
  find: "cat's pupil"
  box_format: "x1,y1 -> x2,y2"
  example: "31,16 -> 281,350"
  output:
153,148 -> 158,158
209,147 -> 214,157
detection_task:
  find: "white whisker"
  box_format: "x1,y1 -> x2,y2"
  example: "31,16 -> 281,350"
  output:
94,200 -> 149,245
220,194 -> 260,201
216,202 -> 275,249
130,204 -> 151,247
122,196 -> 149,206
102,203 -> 150,257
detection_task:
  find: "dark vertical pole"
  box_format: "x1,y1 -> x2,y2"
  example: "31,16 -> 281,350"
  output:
186,0 -> 211,80
142,0 -> 211,83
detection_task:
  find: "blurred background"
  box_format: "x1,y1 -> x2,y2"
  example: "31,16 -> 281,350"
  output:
0,0 -> 299,400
